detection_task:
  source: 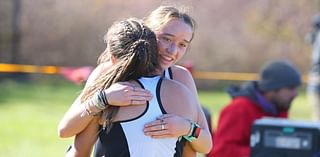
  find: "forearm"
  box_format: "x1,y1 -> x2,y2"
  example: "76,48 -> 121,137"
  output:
58,64 -> 106,138
188,105 -> 212,153
58,96 -> 98,138
182,142 -> 197,157
66,118 -> 100,157
188,127 -> 212,153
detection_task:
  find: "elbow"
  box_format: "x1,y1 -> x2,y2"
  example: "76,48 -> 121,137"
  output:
196,132 -> 213,154
197,140 -> 212,154
58,124 -> 72,138
204,140 -> 213,154
204,133 -> 213,153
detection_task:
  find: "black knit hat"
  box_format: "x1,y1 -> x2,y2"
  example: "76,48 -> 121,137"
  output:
258,60 -> 301,91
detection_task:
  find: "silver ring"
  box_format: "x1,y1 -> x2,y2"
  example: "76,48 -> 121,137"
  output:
161,124 -> 165,130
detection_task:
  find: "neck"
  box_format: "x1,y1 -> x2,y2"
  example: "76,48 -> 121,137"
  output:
152,68 -> 163,75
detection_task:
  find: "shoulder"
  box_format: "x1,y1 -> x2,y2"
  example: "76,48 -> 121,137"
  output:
160,78 -> 197,120
169,65 -> 197,95
161,78 -> 189,92
170,65 -> 192,78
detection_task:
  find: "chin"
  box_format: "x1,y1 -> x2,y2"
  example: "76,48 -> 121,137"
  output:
160,63 -> 171,70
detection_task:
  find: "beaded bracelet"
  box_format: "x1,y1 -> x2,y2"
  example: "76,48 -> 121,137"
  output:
94,90 -> 109,110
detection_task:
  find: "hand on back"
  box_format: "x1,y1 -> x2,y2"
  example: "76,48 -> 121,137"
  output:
143,114 -> 191,138
104,81 -> 153,106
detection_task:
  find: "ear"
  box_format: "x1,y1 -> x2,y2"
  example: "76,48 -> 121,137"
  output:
111,55 -> 116,64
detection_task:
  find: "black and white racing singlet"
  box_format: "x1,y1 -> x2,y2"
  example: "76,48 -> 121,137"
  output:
94,75 -> 185,157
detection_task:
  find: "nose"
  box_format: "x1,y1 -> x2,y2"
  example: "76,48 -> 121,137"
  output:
166,43 -> 177,55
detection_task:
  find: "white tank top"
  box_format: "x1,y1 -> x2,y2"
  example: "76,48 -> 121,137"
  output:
94,75 -> 182,157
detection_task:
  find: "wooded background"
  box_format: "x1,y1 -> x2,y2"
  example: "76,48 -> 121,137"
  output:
1,0 -> 319,87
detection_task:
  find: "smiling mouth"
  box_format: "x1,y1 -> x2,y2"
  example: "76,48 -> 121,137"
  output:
160,55 -> 174,62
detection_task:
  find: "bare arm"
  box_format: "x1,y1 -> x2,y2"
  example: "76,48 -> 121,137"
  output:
172,65 -> 212,153
58,64 -> 105,138
65,117 -> 100,157
58,62 -> 152,138
144,65 -> 212,153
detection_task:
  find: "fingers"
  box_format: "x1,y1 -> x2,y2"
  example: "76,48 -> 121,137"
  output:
130,95 -> 152,101
119,82 -> 150,95
129,91 -> 152,105
106,82 -> 153,106
156,114 -> 175,120
145,130 -> 171,138
119,82 -> 144,90
133,90 -> 150,98
128,87 -> 152,105
120,83 -> 151,97
144,118 -> 167,130
144,114 -> 192,138
130,99 -> 151,105
144,118 -> 171,138
144,118 -> 164,128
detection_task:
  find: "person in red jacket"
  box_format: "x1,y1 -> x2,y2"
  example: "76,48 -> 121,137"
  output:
209,60 -> 302,157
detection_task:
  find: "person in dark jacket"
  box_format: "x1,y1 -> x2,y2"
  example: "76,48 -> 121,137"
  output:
209,60 -> 302,157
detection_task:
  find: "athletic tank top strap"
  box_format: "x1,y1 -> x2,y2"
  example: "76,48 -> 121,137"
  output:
163,67 -> 173,79
137,76 -> 166,114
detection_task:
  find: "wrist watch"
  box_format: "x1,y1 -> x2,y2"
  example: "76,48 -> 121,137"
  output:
183,122 -> 201,142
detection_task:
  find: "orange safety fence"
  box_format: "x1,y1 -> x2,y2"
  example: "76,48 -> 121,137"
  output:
0,63 -> 308,83
0,63 -> 93,84
0,63 -> 59,74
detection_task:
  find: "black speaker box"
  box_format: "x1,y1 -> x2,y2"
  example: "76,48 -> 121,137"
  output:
250,118 -> 320,157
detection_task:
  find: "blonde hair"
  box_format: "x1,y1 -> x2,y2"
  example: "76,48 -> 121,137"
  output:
144,5 -> 196,41
81,18 -> 159,131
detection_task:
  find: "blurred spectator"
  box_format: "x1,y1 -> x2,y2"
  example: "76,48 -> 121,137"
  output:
307,14 -> 320,121
209,60 -> 301,157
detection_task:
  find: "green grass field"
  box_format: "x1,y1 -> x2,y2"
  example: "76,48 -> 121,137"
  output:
0,80 -> 312,157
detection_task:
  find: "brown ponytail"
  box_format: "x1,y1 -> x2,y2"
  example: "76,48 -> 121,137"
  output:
81,18 -> 159,131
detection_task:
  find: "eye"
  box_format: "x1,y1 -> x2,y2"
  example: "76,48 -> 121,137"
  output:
179,43 -> 187,48
163,36 -> 171,42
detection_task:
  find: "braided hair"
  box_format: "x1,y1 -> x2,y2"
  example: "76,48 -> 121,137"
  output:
81,18 -> 159,131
